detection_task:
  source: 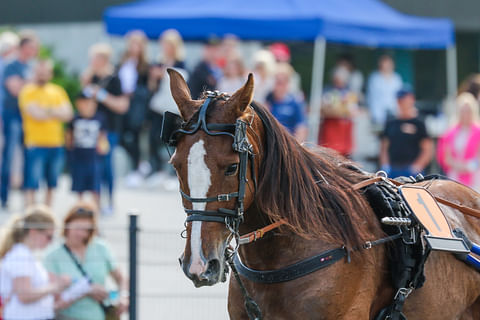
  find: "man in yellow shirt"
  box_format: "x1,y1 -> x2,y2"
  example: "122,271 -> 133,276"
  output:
19,59 -> 73,206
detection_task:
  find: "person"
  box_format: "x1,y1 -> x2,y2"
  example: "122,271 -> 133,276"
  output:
0,205 -> 71,320
379,87 -> 433,178
217,56 -> 246,94
251,49 -> 276,105
188,37 -> 221,100
1,31 -> 39,209
18,59 -> 73,206
366,54 -> 403,127
335,53 -> 364,100
318,66 -> 358,157
66,94 -> 108,208
268,42 -> 303,100
81,43 -> 129,215
265,63 -> 308,142
215,34 -> 240,70
44,202 -> 129,320
0,32 -> 19,116
147,29 -> 188,188
117,31 -> 151,184
437,93 -> 480,190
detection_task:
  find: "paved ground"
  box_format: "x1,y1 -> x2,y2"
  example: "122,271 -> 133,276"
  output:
1,175 -> 229,319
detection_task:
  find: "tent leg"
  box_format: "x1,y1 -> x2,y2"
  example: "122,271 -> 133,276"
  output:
308,36 -> 326,144
445,45 -> 457,119
446,45 -> 457,98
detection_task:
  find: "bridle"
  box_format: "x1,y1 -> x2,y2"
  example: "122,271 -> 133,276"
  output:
161,91 -> 257,245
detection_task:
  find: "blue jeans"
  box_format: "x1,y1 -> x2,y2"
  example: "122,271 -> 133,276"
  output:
24,147 -> 64,190
1,110 -> 23,205
102,132 -> 118,203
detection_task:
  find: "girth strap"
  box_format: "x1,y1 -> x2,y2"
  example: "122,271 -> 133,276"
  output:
233,247 -> 348,284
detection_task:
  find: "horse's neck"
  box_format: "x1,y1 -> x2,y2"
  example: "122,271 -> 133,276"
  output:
238,206 -> 334,270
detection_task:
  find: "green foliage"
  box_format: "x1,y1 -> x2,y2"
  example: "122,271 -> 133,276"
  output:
38,46 -> 81,103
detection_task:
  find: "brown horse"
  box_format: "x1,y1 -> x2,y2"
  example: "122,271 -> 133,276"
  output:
166,68 -> 480,319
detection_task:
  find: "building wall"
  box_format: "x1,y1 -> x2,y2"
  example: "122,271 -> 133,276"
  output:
381,0 -> 480,31
0,0 -> 130,24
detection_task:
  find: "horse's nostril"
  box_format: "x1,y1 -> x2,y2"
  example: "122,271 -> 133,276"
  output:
204,259 -> 220,277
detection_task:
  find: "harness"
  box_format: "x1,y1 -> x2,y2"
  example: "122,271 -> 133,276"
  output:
161,96 -> 480,320
161,91 -> 256,237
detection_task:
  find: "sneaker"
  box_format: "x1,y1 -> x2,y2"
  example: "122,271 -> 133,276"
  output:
144,171 -> 166,189
101,206 -> 114,216
138,161 -> 152,177
124,171 -> 143,188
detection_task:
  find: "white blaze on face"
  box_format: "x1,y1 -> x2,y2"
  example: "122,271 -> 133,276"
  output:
187,139 -> 211,276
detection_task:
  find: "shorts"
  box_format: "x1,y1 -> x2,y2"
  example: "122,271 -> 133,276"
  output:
71,158 -> 102,193
24,147 -> 64,190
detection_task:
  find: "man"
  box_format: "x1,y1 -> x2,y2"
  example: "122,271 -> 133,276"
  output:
188,38 -> 222,99
367,55 -> 403,128
1,32 -> 38,209
0,32 -> 19,115
379,87 -> 433,178
19,59 -> 73,206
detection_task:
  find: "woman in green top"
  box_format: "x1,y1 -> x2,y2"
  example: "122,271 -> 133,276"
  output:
44,201 -> 129,320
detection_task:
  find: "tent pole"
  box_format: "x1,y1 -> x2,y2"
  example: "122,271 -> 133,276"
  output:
445,44 -> 457,118
308,36 -> 326,144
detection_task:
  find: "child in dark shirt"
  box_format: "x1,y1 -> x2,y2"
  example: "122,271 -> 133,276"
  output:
66,94 -> 109,208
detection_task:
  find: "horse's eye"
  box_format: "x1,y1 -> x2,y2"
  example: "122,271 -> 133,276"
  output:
225,163 -> 239,176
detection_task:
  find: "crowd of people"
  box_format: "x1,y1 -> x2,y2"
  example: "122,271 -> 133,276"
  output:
2,25 -> 480,319
0,202 -> 128,320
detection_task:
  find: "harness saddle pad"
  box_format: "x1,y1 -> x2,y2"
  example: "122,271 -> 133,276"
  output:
399,186 -> 470,254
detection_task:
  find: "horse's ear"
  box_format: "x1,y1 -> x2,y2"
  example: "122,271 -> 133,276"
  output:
167,68 -> 195,119
229,73 -> 254,114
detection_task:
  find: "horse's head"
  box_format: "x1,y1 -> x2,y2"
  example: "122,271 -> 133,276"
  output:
166,69 -> 258,287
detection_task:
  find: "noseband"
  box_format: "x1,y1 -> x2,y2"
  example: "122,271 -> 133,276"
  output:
161,91 -> 256,237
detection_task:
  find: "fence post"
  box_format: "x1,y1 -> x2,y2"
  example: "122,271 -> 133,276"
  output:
129,212 -> 139,320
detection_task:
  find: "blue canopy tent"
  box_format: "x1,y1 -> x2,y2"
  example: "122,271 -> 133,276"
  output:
104,0 -> 455,142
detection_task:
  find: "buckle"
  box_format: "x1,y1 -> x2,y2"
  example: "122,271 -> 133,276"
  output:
217,194 -> 230,201
394,287 -> 413,300
364,241 -> 372,249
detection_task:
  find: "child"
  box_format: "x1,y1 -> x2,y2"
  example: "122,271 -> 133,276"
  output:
66,93 -> 108,208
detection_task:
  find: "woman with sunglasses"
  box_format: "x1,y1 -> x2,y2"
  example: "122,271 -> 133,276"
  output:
0,204 -> 71,320
44,202 -> 128,320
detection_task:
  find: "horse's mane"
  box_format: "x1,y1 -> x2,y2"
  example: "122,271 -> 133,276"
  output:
251,102 -> 381,249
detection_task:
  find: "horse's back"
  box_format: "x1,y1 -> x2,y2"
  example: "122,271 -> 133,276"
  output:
402,179 -> 480,319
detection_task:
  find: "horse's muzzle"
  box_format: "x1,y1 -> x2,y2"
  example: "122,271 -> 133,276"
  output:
179,254 -> 223,287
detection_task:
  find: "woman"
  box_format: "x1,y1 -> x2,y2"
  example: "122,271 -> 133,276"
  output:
117,31 -> 151,187
265,62 -> 308,143
217,56 -> 246,94
44,202 -> 128,320
147,29 -> 188,188
438,92 -> 480,190
0,205 -> 70,320
81,43 -> 129,215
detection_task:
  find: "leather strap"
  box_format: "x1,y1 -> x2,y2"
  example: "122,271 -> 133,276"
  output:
435,197 -> 480,219
352,176 -> 480,220
238,220 -> 287,245
233,247 -> 348,284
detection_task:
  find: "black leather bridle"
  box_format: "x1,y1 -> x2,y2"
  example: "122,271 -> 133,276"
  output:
160,91 -> 256,237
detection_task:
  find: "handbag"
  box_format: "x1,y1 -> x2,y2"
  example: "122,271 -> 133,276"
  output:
63,244 -> 120,320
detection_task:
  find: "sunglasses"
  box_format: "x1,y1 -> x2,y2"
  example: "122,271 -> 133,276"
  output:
42,231 -> 53,241
74,208 -> 95,216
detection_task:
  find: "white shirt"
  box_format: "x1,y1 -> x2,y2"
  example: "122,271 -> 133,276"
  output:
118,59 -> 138,94
0,243 -> 54,320
150,67 -> 189,114
366,71 -> 402,126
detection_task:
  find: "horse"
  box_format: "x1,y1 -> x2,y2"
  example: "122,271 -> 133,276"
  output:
165,68 -> 480,319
